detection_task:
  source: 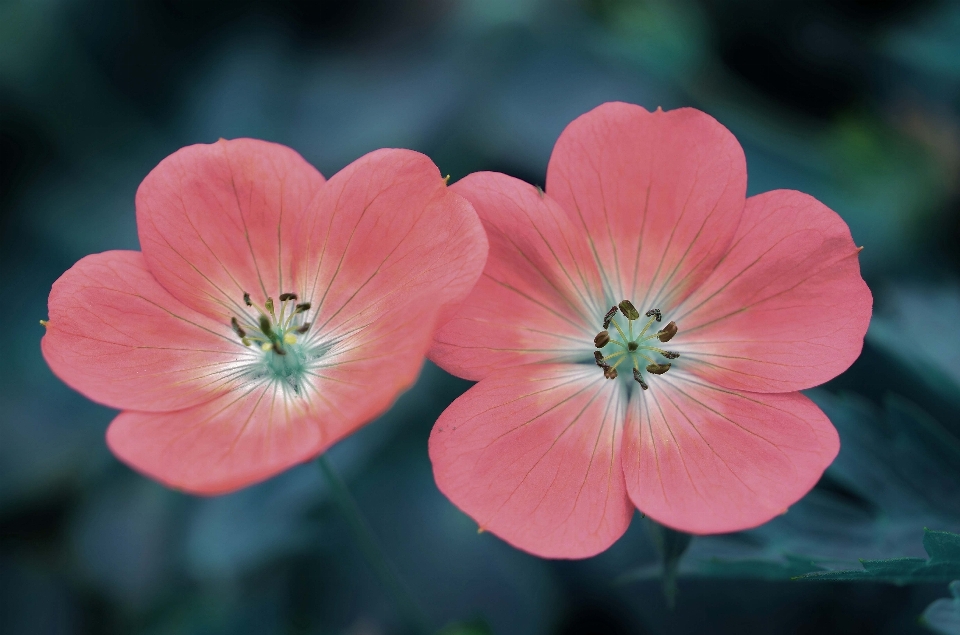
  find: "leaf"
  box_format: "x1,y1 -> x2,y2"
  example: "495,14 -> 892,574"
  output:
868,283 -> 960,403
922,581 -> 960,635
795,529 -> 960,584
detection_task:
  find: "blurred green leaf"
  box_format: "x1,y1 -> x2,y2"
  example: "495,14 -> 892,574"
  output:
795,529 -> 960,584
437,617 -> 494,635
922,581 -> 960,635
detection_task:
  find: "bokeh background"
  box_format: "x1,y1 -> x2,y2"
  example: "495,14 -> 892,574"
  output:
3,1 -> 960,633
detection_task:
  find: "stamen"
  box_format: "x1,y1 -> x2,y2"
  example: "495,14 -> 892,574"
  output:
261,342 -> 273,352
594,331 -> 610,348
594,351 -> 606,366
661,351 -> 680,359
283,333 -> 297,345
603,306 -> 618,329
633,367 -> 649,390
243,292 -> 252,307
646,362 -> 671,375
294,302 -> 311,314
618,300 -> 640,320
279,292 -> 298,302
645,308 -> 662,322
296,322 -> 311,334
603,366 -> 618,380
658,321 -> 678,342
231,317 -> 246,338
259,315 -> 272,335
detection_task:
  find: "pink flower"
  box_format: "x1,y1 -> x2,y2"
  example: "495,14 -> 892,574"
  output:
42,139 -> 487,494
428,103 -> 872,558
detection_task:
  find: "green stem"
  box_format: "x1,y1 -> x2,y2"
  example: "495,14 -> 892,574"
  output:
317,456 -> 432,634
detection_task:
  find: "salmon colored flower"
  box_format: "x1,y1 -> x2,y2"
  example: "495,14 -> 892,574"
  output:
42,139 -> 487,494
428,103 -> 872,558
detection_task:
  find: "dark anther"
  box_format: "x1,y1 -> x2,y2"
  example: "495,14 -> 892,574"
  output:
259,315 -> 272,335
633,367 -> 649,390
603,306 -> 618,329
294,302 -> 311,314
618,300 -> 640,321
627,341 -> 638,351
662,351 -> 680,359
658,321 -> 677,342
594,331 -> 610,348
296,322 -> 311,334
645,308 -> 662,322
646,362 -> 671,375
230,317 -> 246,338
243,292 -> 252,307
279,292 -> 298,301
603,366 -> 619,380
594,351 -> 606,366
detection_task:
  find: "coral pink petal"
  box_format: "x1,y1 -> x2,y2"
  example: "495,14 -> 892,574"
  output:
107,302 -> 437,494
293,149 -> 487,346
42,251 -> 249,412
546,103 -> 747,308
430,172 -> 604,380
429,364 -> 633,559
137,138 -> 326,321
670,190 -> 872,392
622,372 -> 839,534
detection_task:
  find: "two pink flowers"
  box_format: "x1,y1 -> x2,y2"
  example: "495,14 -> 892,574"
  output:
41,102 -> 872,559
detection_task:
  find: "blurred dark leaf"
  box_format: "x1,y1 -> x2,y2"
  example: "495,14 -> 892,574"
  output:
795,529 -> 960,584
869,283 -> 960,404
922,581 -> 960,635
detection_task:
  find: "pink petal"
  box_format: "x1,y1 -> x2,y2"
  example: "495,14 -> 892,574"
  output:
293,149 -> 488,347
429,364 -> 633,559
137,138 -> 326,321
42,251 -> 249,412
669,190 -> 872,392
430,173 -> 604,380
107,297 -> 438,494
546,103 -> 747,308
622,372 -> 839,534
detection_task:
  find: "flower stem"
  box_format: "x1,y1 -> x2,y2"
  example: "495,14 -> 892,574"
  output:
316,455 -> 432,634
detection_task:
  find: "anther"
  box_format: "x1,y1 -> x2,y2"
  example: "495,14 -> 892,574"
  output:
279,292 -> 298,301
645,308 -> 662,322
603,306 -> 618,329
231,317 -> 246,338
265,297 -> 275,315
243,292 -> 252,307
294,302 -> 311,314
296,322 -> 311,334
618,300 -> 640,321
283,333 -> 297,345
658,321 -> 677,342
633,367 -> 649,390
259,315 -> 272,335
594,351 -> 606,366
594,331 -> 610,348
261,342 -> 273,352
627,341 -> 638,351
646,362 -> 671,375
662,351 -> 680,359
603,366 -> 618,380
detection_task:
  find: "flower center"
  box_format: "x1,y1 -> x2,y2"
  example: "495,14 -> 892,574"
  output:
229,291 -> 315,394
592,300 -> 679,390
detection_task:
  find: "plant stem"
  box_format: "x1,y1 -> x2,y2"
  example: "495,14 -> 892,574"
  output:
316,455 -> 432,634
